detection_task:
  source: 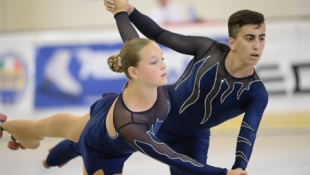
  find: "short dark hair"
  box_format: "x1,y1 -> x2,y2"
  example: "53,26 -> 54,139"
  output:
228,10 -> 265,38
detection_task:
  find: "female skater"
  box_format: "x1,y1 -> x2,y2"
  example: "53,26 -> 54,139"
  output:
0,37 -> 169,175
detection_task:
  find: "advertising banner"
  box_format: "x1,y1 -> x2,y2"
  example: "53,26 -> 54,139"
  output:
35,43 -> 127,108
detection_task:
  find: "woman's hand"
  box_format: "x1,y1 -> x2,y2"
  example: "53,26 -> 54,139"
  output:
227,168 -> 248,175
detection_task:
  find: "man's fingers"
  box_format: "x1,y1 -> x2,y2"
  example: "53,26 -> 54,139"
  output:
104,0 -> 115,7
104,1 -> 115,11
104,0 -> 114,4
105,7 -> 114,12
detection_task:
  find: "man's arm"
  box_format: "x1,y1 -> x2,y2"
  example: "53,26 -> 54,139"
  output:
104,0 -> 215,59
233,89 -> 268,170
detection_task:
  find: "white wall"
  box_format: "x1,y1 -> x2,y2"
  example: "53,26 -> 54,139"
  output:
0,0 -> 4,30
0,0 -> 310,31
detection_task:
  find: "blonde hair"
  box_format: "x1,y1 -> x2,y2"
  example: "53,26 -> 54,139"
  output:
107,38 -> 155,79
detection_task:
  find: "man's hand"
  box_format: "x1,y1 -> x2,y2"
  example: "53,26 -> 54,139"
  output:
103,0 -> 134,15
103,0 -> 128,15
104,0 -> 115,12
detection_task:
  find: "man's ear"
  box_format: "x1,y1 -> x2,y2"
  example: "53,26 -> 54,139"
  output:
128,67 -> 138,80
228,37 -> 236,51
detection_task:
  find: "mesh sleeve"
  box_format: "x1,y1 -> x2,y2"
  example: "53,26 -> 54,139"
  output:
129,8 -> 216,59
118,123 -> 227,175
114,12 -> 139,42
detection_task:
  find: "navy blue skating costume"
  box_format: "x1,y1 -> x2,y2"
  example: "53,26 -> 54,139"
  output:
78,87 -> 172,174
45,139 -> 80,167
49,12 -> 232,175
125,8 -> 269,175
70,86 -> 228,175
46,9 -> 268,175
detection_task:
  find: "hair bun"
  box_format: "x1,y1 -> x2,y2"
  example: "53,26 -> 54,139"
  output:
107,54 -> 123,73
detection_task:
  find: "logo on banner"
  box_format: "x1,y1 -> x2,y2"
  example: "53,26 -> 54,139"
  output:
35,43 -> 128,108
0,53 -> 27,105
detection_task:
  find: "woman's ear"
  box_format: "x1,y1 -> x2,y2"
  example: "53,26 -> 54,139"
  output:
228,37 -> 236,51
128,66 -> 138,80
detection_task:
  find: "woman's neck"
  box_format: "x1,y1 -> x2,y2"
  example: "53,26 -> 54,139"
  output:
122,82 -> 158,112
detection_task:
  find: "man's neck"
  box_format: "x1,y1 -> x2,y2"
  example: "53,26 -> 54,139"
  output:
225,52 -> 254,78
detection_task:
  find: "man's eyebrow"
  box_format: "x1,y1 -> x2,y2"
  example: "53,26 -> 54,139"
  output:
244,34 -> 266,37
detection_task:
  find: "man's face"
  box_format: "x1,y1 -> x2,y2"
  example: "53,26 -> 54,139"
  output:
232,23 -> 266,66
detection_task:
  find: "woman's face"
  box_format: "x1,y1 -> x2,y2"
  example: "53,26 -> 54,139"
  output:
134,41 -> 167,87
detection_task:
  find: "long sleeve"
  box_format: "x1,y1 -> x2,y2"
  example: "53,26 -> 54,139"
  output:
119,123 -> 227,175
232,89 -> 268,169
128,8 -> 215,59
114,12 -> 139,42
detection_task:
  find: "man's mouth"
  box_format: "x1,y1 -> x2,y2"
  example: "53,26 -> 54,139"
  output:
251,54 -> 259,58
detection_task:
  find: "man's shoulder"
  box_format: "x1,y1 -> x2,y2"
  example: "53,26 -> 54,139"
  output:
215,42 -> 230,52
247,79 -> 268,96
